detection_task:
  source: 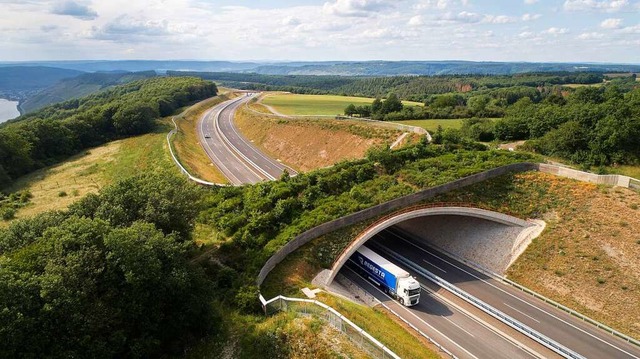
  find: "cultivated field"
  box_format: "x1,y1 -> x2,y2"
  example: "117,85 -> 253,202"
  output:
261,93 -> 423,116
393,118 -> 465,132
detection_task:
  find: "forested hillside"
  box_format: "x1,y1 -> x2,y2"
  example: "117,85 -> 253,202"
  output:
20,71 -> 157,113
0,77 -> 217,188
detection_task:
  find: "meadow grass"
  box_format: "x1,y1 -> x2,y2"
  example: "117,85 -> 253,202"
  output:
262,93 -> 423,116
5,120 -> 175,222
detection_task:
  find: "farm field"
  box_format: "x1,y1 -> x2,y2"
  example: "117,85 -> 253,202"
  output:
393,118 -> 464,132
261,93 -> 423,116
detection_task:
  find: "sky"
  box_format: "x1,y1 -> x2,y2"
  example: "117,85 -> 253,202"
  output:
1,0 -> 639,63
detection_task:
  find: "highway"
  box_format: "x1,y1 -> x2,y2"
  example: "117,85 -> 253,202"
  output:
341,265 -> 551,359
367,227 -> 640,359
198,94 -> 297,185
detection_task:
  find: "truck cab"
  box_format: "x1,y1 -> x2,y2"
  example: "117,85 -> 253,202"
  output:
397,276 -> 421,306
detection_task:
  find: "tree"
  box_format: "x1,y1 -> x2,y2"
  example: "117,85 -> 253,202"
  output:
381,93 -> 403,114
0,217 -> 215,358
344,103 -> 357,116
371,97 -> 383,114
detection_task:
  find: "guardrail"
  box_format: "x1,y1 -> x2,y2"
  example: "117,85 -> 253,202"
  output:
167,116 -> 227,187
376,243 -> 586,359
259,294 -> 401,359
410,237 -> 640,349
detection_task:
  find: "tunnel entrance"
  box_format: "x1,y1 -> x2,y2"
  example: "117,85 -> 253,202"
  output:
325,206 -> 545,286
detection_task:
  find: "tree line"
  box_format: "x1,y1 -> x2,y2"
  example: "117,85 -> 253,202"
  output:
0,77 -> 217,188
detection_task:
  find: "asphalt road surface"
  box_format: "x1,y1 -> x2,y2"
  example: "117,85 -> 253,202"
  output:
369,227 -> 640,359
341,265 -> 548,359
199,94 -> 297,185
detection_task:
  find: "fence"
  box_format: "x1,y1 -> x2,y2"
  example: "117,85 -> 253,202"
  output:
259,294 -> 401,359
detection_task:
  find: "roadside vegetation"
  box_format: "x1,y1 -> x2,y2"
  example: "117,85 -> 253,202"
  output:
171,94 -> 235,184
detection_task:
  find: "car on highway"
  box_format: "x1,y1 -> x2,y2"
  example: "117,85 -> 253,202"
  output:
204,134 -> 211,138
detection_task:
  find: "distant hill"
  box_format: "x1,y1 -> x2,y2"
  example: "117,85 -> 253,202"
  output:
249,61 -> 640,76
3,60 -> 640,77
0,66 -> 84,92
20,71 -> 157,113
0,60 -> 259,73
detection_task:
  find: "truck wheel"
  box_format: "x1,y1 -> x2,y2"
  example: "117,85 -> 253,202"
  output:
399,298 -> 404,306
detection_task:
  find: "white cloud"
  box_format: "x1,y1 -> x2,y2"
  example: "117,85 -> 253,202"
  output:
484,15 -> 517,24
414,0 -> 468,10
51,0 -> 97,20
563,0 -> 630,12
600,18 -> 622,28
522,13 -> 542,21
518,31 -> 535,38
524,0 -> 539,4
618,24 -> 640,33
322,0 -> 395,17
282,16 -> 301,26
543,27 -> 569,35
578,32 -> 604,39
408,15 -> 423,26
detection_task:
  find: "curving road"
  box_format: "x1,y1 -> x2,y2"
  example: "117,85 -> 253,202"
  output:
198,94 -> 297,185
367,227 -> 640,359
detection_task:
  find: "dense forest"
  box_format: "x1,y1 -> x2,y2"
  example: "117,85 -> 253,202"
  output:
169,70 -> 604,101
0,77 -> 217,188
0,137 -> 535,357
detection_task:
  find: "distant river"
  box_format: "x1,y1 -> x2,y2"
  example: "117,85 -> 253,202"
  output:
0,98 -> 20,123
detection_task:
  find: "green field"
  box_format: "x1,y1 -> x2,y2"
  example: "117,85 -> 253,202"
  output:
262,93 -> 423,116
393,119 -> 464,132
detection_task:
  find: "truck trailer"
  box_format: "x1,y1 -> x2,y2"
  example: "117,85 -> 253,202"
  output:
349,245 -> 421,306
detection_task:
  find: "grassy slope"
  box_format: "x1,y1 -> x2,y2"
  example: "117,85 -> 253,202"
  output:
260,235 -> 441,359
171,94 -> 234,184
262,93 -> 424,116
4,119 -> 175,223
236,103 -> 414,172
434,171 -> 640,338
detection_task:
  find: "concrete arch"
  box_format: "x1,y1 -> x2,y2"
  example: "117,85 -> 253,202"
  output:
325,207 -> 535,285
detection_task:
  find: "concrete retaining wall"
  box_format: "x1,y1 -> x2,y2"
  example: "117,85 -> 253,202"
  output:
256,162 -> 639,286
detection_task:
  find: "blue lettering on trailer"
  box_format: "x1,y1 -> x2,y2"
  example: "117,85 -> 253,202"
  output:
353,251 -> 398,291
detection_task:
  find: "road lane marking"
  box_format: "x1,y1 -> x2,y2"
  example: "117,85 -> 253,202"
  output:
423,259 -> 447,273
386,232 -> 640,359
343,265 -> 481,359
504,303 -> 541,323
443,316 -> 476,338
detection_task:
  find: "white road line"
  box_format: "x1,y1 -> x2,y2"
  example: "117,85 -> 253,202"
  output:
419,285 -> 542,359
504,303 -> 541,324
443,316 -> 476,338
387,232 -> 640,359
423,259 -> 447,273
199,105 -> 242,184
343,265 -> 481,359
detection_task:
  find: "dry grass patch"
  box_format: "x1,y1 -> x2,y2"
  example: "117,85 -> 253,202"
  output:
441,171 -> 640,338
235,104 -> 413,172
4,121 -> 175,223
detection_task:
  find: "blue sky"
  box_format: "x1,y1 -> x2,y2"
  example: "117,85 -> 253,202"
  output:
1,0 -> 639,62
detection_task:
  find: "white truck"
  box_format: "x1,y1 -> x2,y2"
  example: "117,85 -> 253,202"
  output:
350,245 -> 421,306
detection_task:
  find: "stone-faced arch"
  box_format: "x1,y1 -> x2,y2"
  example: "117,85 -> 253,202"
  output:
325,206 -> 543,285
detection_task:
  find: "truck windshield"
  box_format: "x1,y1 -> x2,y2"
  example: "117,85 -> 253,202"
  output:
408,288 -> 421,296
